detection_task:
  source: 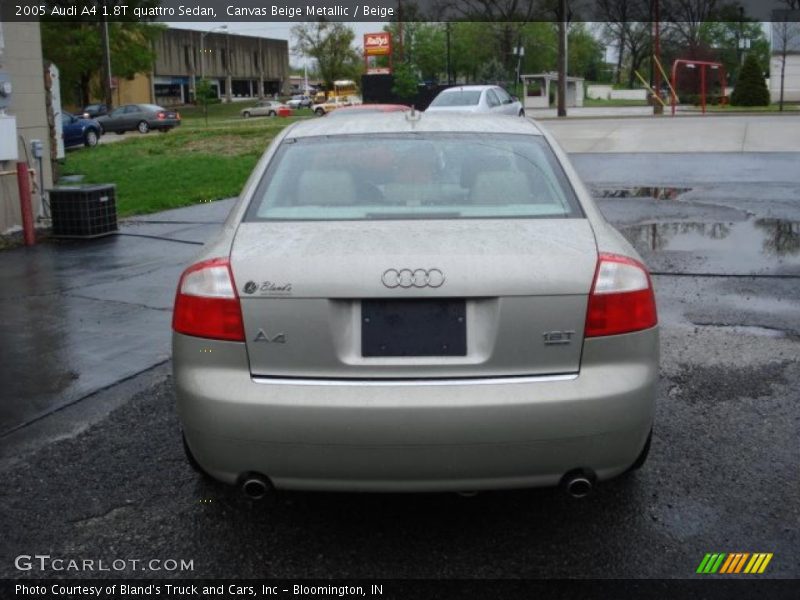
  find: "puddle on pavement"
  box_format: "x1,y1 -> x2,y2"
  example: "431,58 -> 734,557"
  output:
690,324 -> 790,338
592,186 -> 693,200
620,218 -> 800,273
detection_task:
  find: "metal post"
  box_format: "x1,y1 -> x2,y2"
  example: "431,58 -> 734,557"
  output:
701,65 -> 707,114
200,33 -> 205,81
671,61 -> 678,116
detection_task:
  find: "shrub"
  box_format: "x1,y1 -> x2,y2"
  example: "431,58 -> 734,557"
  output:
731,54 -> 770,106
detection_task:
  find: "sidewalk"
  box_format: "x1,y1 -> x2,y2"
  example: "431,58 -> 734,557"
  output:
540,114 -> 800,153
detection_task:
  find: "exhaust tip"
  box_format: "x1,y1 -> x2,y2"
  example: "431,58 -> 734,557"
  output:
561,469 -> 596,499
239,473 -> 273,500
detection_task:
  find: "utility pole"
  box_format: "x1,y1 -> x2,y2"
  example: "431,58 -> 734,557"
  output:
101,0 -> 113,109
200,25 -> 227,100
397,0 -> 404,62
557,0 -> 567,117
445,22 -> 452,85
652,0 -> 662,114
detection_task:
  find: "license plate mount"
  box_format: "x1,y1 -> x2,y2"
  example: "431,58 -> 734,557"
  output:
361,299 -> 467,357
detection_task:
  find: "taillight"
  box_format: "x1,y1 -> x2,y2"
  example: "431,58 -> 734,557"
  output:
157,111 -> 166,120
176,112 -> 181,120
172,258 -> 245,342
585,253 -> 657,337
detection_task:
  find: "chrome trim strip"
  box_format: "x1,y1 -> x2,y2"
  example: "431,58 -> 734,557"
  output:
251,373 -> 578,387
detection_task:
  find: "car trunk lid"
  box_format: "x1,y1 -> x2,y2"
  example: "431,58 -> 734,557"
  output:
231,219 -> 597,378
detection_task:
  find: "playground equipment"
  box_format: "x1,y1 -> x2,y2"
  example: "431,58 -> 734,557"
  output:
635,57 -> 727,116
670,59 -> 728,115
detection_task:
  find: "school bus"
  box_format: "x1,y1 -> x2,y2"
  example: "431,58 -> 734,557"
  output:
314,80 -> 359,103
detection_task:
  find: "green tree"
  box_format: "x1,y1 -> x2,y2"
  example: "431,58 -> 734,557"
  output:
292,23 -> 361,92
195,79 -> 216,126
477,57 -> 509,84
567,23 -> 606,81
41,14 -> 162,108
699,18 -> 770,86
391,62 -> 420,100
450,22 -> 495,83
730,53 -> 770,106
411,24 -> 447,82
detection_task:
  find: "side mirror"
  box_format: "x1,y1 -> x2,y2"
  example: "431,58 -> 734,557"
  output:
511,95 -> 519,102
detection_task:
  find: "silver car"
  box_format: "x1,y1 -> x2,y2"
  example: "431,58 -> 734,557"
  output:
426,85 -> 525,116
241,100 -> 287,118
172,113 -> 658,499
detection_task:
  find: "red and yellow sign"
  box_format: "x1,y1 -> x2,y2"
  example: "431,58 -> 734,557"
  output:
364,33 -> 391,56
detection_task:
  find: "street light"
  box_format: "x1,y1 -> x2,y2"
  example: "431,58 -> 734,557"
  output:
200,25 -> 228,81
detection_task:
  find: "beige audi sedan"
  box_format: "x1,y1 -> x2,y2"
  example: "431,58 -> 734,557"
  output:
172,112 -> 658,499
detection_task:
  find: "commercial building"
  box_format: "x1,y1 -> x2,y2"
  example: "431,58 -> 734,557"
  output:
118,27 -> 290,106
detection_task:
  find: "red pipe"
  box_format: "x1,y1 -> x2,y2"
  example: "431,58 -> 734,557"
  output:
701,65 -> 707,114
16,162 -> 36,246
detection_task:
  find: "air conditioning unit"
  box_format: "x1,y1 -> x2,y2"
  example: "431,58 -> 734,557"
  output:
49,184 -> 118,238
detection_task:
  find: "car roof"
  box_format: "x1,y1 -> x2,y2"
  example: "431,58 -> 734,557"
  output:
285,112 -> 543,138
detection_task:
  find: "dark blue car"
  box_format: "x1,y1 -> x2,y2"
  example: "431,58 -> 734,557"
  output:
61,111 -> 102,148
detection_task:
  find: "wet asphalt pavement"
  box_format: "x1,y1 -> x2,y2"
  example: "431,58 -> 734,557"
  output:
1,152 -> 798,580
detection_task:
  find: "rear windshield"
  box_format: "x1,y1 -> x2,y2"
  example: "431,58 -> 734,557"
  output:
244,133 -> 582,222
429,91 -> 482,107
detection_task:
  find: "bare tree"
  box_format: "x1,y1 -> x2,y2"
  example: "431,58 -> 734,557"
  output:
662,0 -> 723,54
772,10 -> 800,111
624,22 -> 653,88
595,1 -> 651,86
596,0 -> 648,84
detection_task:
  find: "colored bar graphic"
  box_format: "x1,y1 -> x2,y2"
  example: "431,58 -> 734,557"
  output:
710,553 -> 726,573
696,554 -> 712,574
758,554 -> 773,573
697,552 -> 772,574
719,554 -> 736,574
734,553 -> 750,573
744,554 -> 760,573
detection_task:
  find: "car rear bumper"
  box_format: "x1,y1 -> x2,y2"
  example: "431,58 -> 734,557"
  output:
174,328 -> 658,492
152,119 -> 180,129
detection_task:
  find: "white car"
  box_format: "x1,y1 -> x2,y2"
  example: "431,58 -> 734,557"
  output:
241,101 -> 287,118
286,95 -> 313,109
311,96 -> 354,116
426,85 -> 524,116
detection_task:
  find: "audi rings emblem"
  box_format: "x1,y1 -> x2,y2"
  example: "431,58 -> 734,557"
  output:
381,268 -> 445,289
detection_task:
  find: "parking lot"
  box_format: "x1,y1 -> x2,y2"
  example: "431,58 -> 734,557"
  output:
0,116 -> 798,580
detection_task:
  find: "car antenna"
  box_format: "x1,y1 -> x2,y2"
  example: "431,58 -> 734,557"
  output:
406,105 -> 421,122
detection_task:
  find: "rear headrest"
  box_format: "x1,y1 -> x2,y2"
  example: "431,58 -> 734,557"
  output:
469,171 -> 531,205
296,170 -> 357,206
460,154 -> 512,188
